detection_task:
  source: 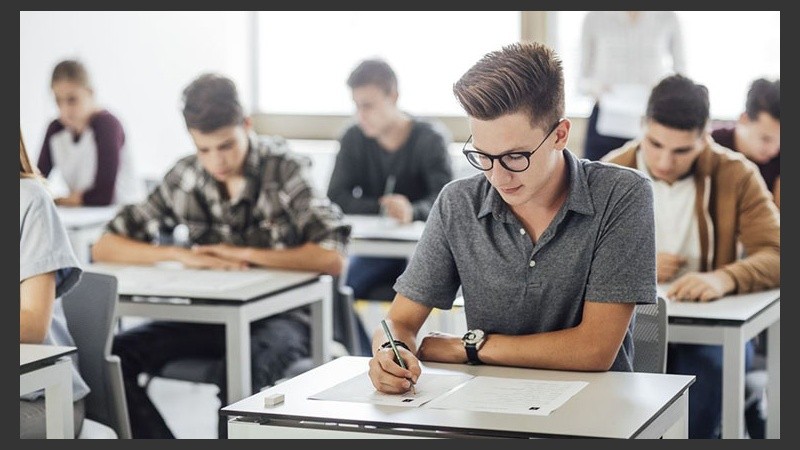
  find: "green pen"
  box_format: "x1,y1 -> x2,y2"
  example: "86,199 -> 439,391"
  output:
380,319 -> 416,395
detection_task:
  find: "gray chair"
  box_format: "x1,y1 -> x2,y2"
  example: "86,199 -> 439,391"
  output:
62,272 -> 132,439
631,296 -> 668,373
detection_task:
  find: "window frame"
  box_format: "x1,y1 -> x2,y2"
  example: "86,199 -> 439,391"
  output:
251,11 -> 548,142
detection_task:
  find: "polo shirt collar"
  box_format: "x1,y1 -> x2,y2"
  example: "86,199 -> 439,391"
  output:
477,150 -> 595,222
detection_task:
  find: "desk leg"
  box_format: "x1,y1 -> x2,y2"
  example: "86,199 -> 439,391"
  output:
20,358 -> 75,438
661,390 -> 689,439
46,359 -> 75,438
767,319 -> 780,438
309,277 -> 333,366
721,327 -> 746,438
225,310 -> 250,403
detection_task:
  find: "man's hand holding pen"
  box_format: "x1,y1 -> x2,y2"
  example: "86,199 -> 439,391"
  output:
370,320 -> 422,395
369,344 -> 421,395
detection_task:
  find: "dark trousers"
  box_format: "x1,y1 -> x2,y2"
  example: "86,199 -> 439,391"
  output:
346,256 -> 407,354
583,103 -> 631,161
667,341 -> 756,439
112,314 -> 309,439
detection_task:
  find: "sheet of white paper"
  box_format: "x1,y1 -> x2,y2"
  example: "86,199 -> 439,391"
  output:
596,83 -> 650,139
426,376 -> 588,416
345,215 -> 426,241
309,371 -> 474,407
117,266 -> 275,292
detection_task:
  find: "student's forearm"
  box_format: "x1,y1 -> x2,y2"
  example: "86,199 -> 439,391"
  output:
479,303 -> 634,371
242,243 -> 344,276
478,329 -> 617,371
91,232 -> 183,265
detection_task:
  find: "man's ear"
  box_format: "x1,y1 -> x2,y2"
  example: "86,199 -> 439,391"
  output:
243,116 -> 253,131
554,118 -> 571,148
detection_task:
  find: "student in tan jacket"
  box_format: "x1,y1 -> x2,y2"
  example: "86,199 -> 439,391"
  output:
604,74 -> 780,438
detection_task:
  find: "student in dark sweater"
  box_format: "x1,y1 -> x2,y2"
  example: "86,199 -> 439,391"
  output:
328,59 -> 453,305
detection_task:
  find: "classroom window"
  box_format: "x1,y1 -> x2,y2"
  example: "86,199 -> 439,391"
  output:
552,11 -> 780,120
256,11 -> 521,116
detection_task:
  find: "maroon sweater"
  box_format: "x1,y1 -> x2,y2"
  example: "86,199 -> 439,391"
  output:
711,127 -> 780,193
37,110 -> 125,206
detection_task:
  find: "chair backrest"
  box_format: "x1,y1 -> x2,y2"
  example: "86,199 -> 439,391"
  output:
61,272 -> 132,439
631,296 -> 668,373
332,275 -> 366,357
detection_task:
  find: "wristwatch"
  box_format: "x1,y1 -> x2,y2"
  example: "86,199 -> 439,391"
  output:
462,329 -> 486,365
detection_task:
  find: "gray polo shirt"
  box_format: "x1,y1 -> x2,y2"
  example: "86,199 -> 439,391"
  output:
394,150 -> 656,372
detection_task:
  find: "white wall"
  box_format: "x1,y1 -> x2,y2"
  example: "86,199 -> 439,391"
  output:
20,11 -> 251,180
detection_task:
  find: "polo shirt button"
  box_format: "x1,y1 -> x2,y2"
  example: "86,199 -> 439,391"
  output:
519,228 -> 526,235
529,260 -> 536,267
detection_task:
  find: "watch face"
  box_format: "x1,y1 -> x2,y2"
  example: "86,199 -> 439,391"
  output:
463,329 -> 485,344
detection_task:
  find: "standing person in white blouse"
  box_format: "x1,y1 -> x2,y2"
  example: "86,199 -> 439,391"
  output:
36,59 -> 144,207
578,11 -> 686,161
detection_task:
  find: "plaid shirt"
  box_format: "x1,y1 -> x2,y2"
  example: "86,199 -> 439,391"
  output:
107,135 -> 351,254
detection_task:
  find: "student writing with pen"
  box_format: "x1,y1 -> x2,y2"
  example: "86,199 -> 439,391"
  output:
369,42 -> 656,394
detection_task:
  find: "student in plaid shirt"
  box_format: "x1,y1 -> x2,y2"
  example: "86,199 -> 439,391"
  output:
92,73 -> 351,439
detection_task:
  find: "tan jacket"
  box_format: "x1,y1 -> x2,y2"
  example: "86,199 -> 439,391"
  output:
604,139 -> 780,293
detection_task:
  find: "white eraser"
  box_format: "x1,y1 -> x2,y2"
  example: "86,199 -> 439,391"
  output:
264,393 -> 285,407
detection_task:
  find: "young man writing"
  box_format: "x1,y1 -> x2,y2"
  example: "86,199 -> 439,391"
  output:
368,42 -> 657,394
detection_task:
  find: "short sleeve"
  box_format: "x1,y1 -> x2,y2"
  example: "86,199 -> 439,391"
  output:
584,176 -> 657,305
393,191 -> 461,309
20,181 -> 83,297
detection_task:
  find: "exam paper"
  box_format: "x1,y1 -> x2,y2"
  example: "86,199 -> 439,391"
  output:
117,266 -> 275,292
309,371 -> 474,407
425,376 -> 588,416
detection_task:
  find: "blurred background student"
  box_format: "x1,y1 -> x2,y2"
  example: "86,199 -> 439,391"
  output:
711,78 -> 780,208
37,59 -> 144,207
604,74 -> 780,439
20,128 -> 88,438
327,58 -> 453,303
578,11 -> 685,161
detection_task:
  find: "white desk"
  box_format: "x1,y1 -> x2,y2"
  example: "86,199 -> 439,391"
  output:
20,344 -> 77,439
87,263 -> 333,403
57,206 -> 118,263
222,356 -> 694,439
344,214 -> 424,259
665,288 -> 780,439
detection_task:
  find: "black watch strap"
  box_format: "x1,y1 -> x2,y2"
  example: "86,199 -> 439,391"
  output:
465,344 -> 482,365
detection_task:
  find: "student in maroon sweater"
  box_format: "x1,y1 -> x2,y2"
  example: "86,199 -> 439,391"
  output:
711,78 -> 780,208
37,59 -> 143,207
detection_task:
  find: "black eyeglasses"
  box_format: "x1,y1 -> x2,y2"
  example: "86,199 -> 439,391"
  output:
462,119 -> 563,173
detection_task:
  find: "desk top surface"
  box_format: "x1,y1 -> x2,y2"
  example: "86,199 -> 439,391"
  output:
345,215 -> 425,242
662,287 -> 780,323
56,205 -> 119,229
87,263 -> 322,302
222,356 -> 694,439
20,344 -> 76,372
